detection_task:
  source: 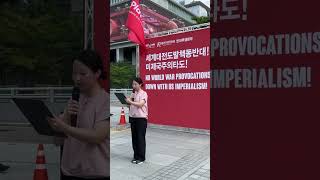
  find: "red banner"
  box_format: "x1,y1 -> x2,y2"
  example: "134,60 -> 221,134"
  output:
140,28 -> 210,129
126,0 -> 145,47
212,0 -> 320,179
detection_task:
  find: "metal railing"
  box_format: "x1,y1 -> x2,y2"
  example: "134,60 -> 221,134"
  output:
0,87 -> 73,103
0,87 -> 132,103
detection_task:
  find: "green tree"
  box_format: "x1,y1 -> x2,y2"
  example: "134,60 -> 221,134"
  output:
192,16 -> 210,24
0,1 -> 82,86
111,62 -> 136,88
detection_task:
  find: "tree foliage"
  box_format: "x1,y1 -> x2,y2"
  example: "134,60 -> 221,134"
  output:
192,16 -> 210,24
110,62 -> 136,89
0,0 -> 83,86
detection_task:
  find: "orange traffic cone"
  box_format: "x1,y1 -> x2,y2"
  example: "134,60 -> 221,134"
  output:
119,107 -> 126,125
33,144 -> 48,180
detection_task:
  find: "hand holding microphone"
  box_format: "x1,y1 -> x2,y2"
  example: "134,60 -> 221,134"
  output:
69,87 -> 80,127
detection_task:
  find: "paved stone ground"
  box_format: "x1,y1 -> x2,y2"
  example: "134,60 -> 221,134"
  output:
0,143 -> 60,180
0,105 -> 210,180
111,128 -> 210,180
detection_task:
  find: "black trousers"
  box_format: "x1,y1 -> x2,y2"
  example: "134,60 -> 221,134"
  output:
61,173 -> 109,180
130,117 -> 147,161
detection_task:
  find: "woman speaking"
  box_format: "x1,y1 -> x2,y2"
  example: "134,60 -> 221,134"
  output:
125,77 -> 148,165
48,50 -> 110,180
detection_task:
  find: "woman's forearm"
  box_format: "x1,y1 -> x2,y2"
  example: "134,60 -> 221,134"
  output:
130,101 -> 144,108
63,125 -> 107,144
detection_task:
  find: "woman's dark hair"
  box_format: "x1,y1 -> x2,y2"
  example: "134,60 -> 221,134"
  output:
73,50 -> 106,79
133,77 -> 144,87
132,77 -> 143,93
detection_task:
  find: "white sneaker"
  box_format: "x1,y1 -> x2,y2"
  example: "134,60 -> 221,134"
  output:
136,160 -> 145,164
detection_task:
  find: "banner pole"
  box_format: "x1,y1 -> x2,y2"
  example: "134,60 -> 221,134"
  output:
136,45 -> 140,77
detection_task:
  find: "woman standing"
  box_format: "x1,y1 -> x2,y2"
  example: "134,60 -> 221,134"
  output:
48,50 -> 110,180
125,78 -> 148,165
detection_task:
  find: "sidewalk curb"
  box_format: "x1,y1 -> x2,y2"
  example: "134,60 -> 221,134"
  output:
110,123 -> 210,135
148,124 -> 210,135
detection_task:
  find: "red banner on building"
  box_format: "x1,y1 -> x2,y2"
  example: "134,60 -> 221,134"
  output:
212,0 -> 320,179
140,28 -> 210,129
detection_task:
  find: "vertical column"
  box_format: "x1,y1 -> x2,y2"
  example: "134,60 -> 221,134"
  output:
136,46 -> 140,76
84,0 -> 94,50
132,48 -> 136,66
116,48 -> 124,62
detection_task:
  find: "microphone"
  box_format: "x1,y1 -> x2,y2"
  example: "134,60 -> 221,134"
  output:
132,89 -> 134,101
70,86 -> 80,127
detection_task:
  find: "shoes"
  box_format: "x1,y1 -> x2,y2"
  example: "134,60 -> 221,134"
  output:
135,160 -> 145,164
131,159 -> 137,164
0,164 -> 10,172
